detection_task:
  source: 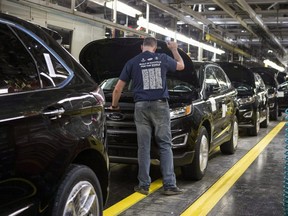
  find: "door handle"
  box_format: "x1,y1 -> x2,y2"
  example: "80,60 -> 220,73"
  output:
42,107 -> 65,119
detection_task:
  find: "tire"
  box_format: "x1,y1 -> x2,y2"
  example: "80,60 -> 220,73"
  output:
249,110 -> 260,136
220,116 -> 238,154
51,164 -> 103,216
181,127 -> 209,180
260,106 -> 269,128
270,102 -> 278,121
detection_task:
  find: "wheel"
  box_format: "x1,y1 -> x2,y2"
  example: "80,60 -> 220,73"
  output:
249,110 -> 260,136
260,106 -> 269,128
181,126 -> 209,180
270,102 -> 278,121
220,115 -> 238,154
51,164 -> 103,216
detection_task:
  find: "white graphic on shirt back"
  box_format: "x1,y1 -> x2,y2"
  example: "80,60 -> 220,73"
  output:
140,59 -> 163,90
142,67 -> 162,89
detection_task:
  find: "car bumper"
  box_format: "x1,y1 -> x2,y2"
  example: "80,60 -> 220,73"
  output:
278,97 -> 288,112
238,104 -> 255,127
107,115 -> 195,167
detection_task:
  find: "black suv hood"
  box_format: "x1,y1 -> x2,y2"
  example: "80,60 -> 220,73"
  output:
250,67 -> 278,88
79,38 -> 199,88
217,62 -> 255,88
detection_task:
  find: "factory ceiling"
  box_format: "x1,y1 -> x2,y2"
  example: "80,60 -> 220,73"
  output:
79,0 -> 288,67
9,0 -> 288,67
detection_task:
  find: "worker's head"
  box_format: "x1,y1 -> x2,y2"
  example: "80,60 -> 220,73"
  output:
141,36 -> 157,52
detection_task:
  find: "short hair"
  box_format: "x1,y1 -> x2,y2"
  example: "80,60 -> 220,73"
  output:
143,36 -> 157,47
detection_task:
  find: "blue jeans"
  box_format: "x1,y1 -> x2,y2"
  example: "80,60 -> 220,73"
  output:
134,100 -> 176,189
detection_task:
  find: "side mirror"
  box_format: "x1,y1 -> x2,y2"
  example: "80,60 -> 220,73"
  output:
206,85 -> 221,97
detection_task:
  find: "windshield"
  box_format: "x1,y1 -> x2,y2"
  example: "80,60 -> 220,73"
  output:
100,77 -> 194,93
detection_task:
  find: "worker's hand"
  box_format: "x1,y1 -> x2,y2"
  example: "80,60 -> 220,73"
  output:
109,105 -> 120,110
167,41 -> 178,51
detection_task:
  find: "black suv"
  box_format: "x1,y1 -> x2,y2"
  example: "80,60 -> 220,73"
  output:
80,38 -> 239,180
0,13 -> 109,215
250,67 -> 279,120
218,62 -> 269,136
278,81 -> 288,114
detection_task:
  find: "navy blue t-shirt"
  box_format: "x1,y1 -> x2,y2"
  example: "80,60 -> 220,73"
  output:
119,51 -> 177,102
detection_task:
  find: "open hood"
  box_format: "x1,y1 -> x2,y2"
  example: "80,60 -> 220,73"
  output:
217,62 -> 255,88
79,38 -> 199,88
250,67 -> 279,87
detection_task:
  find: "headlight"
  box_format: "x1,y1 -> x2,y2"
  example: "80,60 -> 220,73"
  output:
238,96 -> 255,105
170,104 -> 192,120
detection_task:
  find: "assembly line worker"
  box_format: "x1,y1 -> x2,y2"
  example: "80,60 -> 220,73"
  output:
110,36 -> 185,196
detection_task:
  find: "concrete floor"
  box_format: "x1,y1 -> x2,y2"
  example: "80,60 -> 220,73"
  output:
104,117 -> 286,216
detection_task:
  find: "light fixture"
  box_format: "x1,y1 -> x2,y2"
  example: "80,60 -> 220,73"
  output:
90,0 -> 142,18
263,59 -> 285,72
137,17 -> 225,55
208,7 -> 216,11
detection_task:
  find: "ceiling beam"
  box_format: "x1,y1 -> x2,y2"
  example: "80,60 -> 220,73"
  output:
212,0 -> 258,37
175,3 -> 235,38
143,0 -> 202,31
236,0 -> 286,55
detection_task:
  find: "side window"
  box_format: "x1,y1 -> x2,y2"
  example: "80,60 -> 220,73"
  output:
12,27 -> 69,88
205,66 -> 220,92
214,67 -> 230,90
258,76 -> 266,90
0,23 -> 40,94
254,73 -> 265,90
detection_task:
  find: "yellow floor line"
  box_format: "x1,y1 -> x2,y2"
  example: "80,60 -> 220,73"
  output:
103,178 -> 163,216
181,122 -> 285,216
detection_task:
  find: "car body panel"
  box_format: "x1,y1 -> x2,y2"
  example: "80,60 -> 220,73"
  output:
250,67 -> 279,118
0,13 -> 109,215
278,81 -> 288,113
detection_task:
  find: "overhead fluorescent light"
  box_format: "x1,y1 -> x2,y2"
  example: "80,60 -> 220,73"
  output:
90,0 -> 142,18
137,17 -> 225,55
263,59 -> 285,72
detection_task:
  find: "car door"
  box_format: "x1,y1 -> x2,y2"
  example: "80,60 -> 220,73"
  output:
214,66 -> 236,134
0,22 -> 44,215
254,73 -> 268,119
278,81 -> 288,113
0,20 -> 99,215
204,65 -> 226,145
